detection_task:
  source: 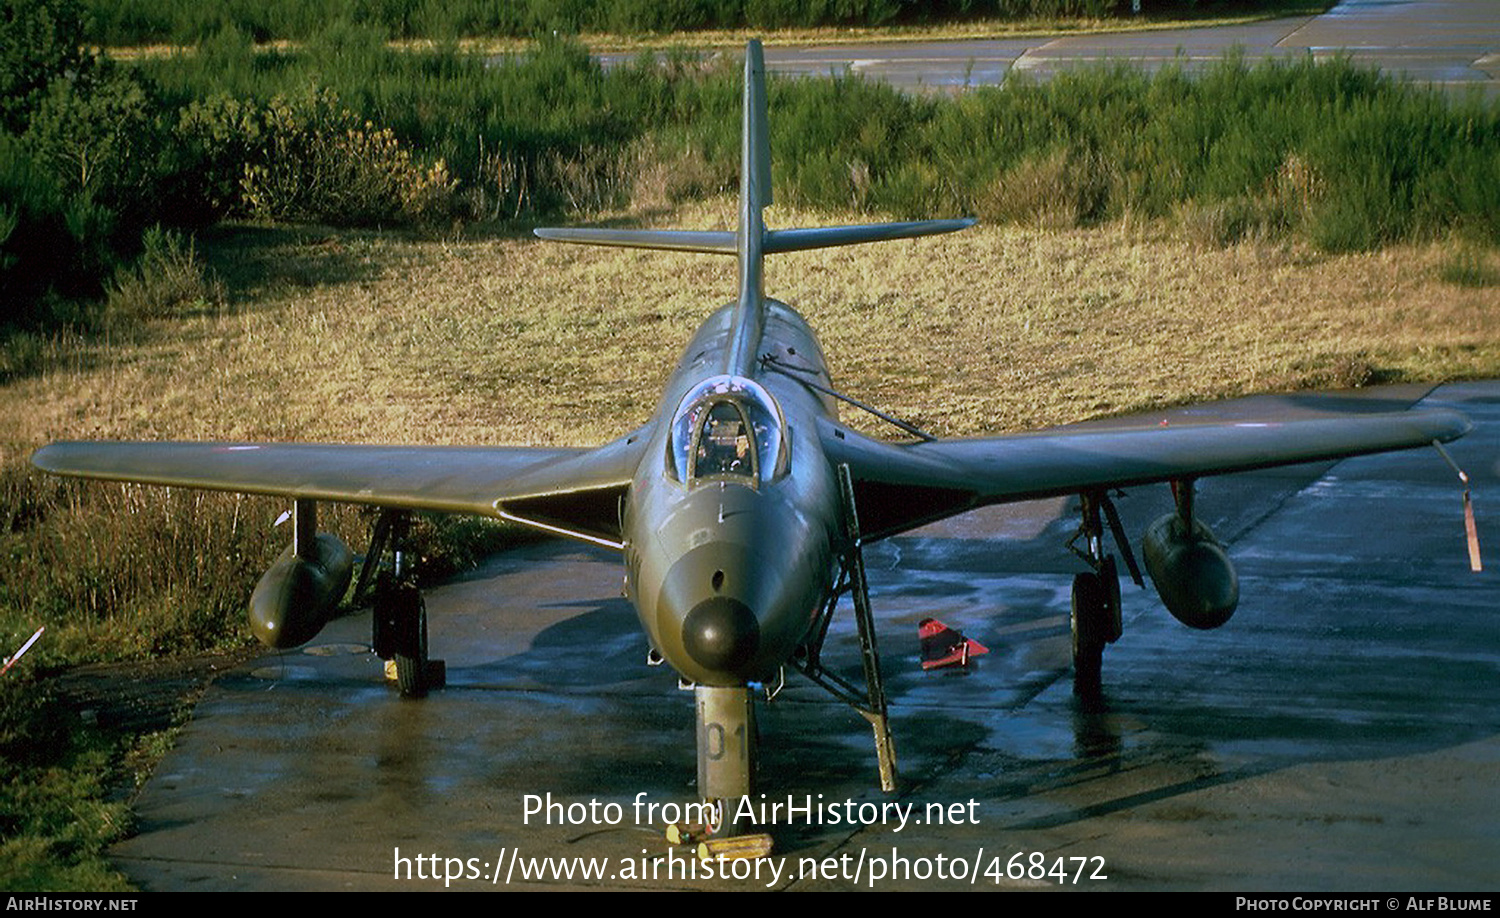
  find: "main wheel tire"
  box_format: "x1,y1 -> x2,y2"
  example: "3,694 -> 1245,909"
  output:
1099,555 -> 1123,645
371,573 -> 396,659
1071,571 -> 1105,695
393,586 -> 429,699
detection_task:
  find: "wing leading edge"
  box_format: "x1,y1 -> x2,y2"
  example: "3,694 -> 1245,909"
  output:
821,406 -> 1471,540
32,430 -> 651,546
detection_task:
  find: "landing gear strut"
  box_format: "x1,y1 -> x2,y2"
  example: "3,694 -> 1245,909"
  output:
695,684 -> 755,835
1066,492 -> 1138,696
789,463 -> 898,792
360,511 -> 444,698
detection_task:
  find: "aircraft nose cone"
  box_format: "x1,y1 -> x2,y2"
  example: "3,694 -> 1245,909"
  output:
682,596 -> 759,673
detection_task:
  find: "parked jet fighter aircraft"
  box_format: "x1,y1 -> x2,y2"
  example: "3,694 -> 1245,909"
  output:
33,41 -> 1470,814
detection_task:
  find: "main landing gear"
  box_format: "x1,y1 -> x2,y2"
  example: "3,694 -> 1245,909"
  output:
788,463 -> 899,793
357,511 -> 445,698
1066,492 -> 1141,697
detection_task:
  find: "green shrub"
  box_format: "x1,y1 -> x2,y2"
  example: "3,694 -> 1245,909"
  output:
0,134 -> 143,317
1438,244 -> 1499,288
9,20 -> 1496,300
22,69 -> 168,227
0,2 -> 217,318
0,139 -> 75,317
0,0 -> 96,135
240,89 -> 458,226
978,145 -> 1109,228
175,95 -> 266,219
105,227 -> 225,323
179,88 -> 458,227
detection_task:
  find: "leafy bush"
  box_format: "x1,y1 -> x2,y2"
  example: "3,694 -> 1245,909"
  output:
22,68 -> 169,231
978,146 -> 1110,228
0,0 -> 219,318
239,89 -> 458,227
105,226 -> 225,322
174,94 -> 266,220
179,88 -> 458,227
0,0 -> 96,135
8,12 -> 1500,327
0,140 -> 76,318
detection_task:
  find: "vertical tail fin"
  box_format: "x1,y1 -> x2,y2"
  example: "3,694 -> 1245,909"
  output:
532,39 -> 975,373
727,39 -> 771,377
743,40 -> 772,212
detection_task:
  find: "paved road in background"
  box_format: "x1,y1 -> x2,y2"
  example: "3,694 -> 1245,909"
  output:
605,0 -> 1500,95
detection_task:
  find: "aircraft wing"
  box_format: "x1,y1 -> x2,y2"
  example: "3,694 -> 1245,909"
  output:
32,430 -> 652,546
819,406 -> 1471,540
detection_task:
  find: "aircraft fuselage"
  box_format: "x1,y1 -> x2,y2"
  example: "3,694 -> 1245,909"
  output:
623,298 -> 843,686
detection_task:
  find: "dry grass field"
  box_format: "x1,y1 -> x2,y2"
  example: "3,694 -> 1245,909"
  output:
8,202 -> 1495,454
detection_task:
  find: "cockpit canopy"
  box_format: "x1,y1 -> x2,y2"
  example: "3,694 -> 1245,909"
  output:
668,376 -> 787,486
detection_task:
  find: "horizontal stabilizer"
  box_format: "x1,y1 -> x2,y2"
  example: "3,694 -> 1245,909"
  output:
534,219 -> 975,256
533,227 -> 735,254
764,219 -> 975,253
